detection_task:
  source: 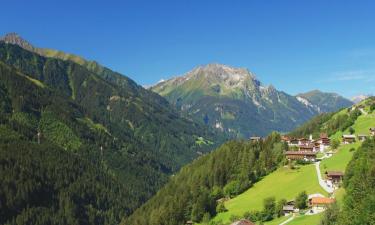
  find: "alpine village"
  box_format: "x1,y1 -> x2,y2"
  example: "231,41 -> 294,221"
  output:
1,2 -> 375,225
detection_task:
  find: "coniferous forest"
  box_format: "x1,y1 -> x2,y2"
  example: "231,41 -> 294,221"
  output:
125,133 -> 286,225
0,42 -> 224,225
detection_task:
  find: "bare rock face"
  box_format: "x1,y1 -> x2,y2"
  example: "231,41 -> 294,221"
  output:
0,33 -> 38,53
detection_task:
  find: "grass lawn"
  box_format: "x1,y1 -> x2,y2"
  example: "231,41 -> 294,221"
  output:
320,143 -> 359,176
212,165 -> 327,223
349,112 -> 375,135
263,215 -> 292,225
286,213 -> 323,225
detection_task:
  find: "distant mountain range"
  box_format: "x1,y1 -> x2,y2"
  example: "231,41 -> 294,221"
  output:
151,64 -> 353,138
351,94 -> 371,104
296,90 -> 353,113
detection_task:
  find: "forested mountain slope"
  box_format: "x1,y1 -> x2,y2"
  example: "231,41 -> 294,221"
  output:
124,133 -> 286,225
126,98 -> 375,225
0,39 -> 223,224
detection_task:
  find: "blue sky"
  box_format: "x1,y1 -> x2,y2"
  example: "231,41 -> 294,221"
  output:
1,0 -> 375,98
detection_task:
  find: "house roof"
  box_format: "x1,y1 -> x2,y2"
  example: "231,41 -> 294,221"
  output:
285,151 -> 317,156
298,144 -> 314,148
281,136 -> 291,141
311,197 -> 335,205
250,136 -> 261,140
370,128 -> 375,131
230,219 -> 256,225
342,134 -> 356,138
326,171 -> 344,176
283,205 -> 294,211
320,133 -> 328,139
357,134 -> 368,137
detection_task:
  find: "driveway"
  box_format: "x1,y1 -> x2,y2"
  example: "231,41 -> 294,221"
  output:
315,161 -> 334,193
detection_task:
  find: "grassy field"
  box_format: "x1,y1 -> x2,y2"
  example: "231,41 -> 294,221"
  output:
319,142 -> 359,176
321,111 -> 375,175
212,165 -> 327,223
286,213 -> 323,225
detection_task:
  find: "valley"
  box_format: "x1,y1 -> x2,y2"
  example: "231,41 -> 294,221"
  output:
0,32 -> 373,225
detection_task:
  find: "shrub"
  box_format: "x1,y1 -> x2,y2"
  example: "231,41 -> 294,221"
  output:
295,191 -> 308,209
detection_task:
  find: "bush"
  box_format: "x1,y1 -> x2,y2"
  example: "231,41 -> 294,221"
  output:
330,139 -> 340,150
216,202 -> 227,213
262,197 -> 276,221
224,180 -> 242,197
295,191 -> 308,209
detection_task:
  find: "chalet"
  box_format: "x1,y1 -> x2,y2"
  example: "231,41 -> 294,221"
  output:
283,137 -> 299,146
370,128 -> 375,136
310,197 -> 335,211
281,136 -> 291,143
282,205 -> 295,215
319,133 -> 330,150
185,221 -> 193,225
298,144 -> 314,152
342,135 -> 356,144
357,134 -> 368,142
230,219 -> 255,225
285,151 -> 317,161
313,141 -> 321,152
326,171 -> 344,185
298,138 -> 309,146
250,136 -> 261,142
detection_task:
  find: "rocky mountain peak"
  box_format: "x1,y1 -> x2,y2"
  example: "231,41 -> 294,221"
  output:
0,33 -> 37,53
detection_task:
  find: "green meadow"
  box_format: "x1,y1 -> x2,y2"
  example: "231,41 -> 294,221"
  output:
213,165 -> 327,223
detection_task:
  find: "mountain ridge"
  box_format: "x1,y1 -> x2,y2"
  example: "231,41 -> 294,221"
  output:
151,64 -> 351,138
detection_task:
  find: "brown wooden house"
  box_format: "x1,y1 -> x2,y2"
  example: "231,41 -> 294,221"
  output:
342,135 -> 356,144
357,134 -> 368,141
325,171 -> 344,184
298,144 -> 314,152
285,151 -> 317,161
250,136 -> 261,142
370,128 -> 375,136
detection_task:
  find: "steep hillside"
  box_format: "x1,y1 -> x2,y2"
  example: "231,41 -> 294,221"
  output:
296,90 -> 353,113
0,38 -> 223,223
151,64 -> 346,138
126,98 -> 375,225
124,133 -> 286,225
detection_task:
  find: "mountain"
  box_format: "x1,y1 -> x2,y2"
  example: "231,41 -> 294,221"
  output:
351,94 -> 370,104
0,34 -> 224,224
126,98 -> 375,225
151,64 -> 343,138
296,90 -> 353,113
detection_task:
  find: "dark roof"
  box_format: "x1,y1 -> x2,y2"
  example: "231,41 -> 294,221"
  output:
250,136 -> 261,140
298,144 -> 314,148
326,171 -> 344,176
285,151 -> 317,156
342,135 -> 356,138
231,219 -> 256,225
283,205 -> 294,211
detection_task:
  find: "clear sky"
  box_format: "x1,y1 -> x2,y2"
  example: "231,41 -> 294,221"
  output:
1,0 -> 375,98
